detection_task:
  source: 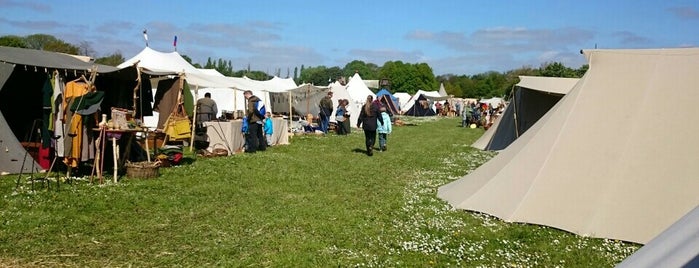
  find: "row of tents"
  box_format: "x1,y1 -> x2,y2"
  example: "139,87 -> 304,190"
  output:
0,45 -> 452,176
438,48 -> 699,266
0,45 -> 382,175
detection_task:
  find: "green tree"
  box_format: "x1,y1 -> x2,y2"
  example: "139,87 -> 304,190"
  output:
78,41 -> 95,57
23,34 -> 79,54
181,54 -> 202,68
502,66 -> 540,97
379,61 -> 437,94
95,51 -> 125,67
24,34 -> 57,50
575,64 -> 589,77
539,62 -> 577,78
0,35 -> 28,48
43,39 -> 79,54
342,60 -> 379,80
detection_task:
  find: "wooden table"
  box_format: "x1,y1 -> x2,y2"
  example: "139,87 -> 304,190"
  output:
93,127 -> 152,183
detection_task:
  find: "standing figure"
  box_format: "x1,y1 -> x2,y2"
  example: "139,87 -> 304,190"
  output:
243,90 -> 266,153
318,91 -> 334,134
357,95 -> 383,156
196,92 -> 218,122
263,112 -> 273,146
342,99 -> 352,134
334,99 -> 347,135
376,106 -> 392,151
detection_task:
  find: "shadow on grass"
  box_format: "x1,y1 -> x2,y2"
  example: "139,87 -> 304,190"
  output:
352,148 -> 367,155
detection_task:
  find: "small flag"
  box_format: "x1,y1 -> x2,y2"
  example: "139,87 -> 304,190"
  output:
173,35 -> 178,48
143,29 -> 148,47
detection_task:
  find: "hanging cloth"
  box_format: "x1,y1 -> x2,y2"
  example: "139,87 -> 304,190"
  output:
62,80 -> 90,167
52,74 -> 66,157
41,76 -> 53,147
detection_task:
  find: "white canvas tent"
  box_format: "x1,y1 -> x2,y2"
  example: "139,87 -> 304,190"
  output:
472,76 -> 579,150
438,48 -> 699,244
478,97 -> 504,107
394,92 -> 412,111
342,73 -> 376,124
400,90 -> 444,114
345,73 -> 376,106
616,205 -> 699,267
269,83 -> 330,118
328,81 -> 356,125
438,83 -> 448,97
120,47 -> 293,128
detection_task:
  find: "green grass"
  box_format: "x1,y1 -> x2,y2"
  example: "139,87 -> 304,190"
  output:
0,117 -> 639,267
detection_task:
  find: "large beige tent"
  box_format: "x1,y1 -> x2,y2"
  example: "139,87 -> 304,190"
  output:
616,205 -> 699,267
438,48 -> 699,244
472,76 -> 579,150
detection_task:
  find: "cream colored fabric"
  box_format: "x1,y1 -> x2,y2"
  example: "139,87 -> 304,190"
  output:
439,48 -> 699,244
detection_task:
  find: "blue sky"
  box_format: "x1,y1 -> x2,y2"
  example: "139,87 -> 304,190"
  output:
1,0 -> 698,76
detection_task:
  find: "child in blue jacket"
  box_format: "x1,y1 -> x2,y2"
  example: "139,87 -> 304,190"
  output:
376,106 -> 392,152
263,112 -> 274,146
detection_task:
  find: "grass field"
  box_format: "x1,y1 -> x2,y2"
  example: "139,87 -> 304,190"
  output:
0,117 -> 639,267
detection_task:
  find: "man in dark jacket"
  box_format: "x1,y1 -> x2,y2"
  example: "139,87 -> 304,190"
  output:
196,92 -> 218,122
318,91 -> 333,134
357,95 -> 383,156
244,90 -> 266,153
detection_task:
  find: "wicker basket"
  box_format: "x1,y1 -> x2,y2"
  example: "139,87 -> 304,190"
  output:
125,161 -> 160,179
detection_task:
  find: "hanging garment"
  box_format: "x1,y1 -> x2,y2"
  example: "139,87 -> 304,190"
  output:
41,76 -> 53,147
136,78 -> 154,118
53,75 -> 65,157
62,81 -> 91,167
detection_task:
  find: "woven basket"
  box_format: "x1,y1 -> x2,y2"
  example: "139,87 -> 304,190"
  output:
211,143 -> 229,157
125,161 -> 160,179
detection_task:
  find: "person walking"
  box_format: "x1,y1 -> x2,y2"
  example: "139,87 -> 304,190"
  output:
376,106 -> 392,151
244,90 -> 266,153
318,91 -> 333,134
357,95 -> 383,156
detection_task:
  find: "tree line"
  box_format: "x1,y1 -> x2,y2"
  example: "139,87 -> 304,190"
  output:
0,34 -> 588,99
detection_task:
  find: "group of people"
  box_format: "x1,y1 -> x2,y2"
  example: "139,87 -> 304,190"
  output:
200,90 -> 393,157
333,98 -> 352,135
461,101 -> 504,129
319,91 -> 393,156
243,90 -> 273,153
357,95 -> 392,156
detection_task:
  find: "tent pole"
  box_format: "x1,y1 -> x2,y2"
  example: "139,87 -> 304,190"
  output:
510,84 -> 520,138
288,90 -> 292,129
189,85 -> 199,152
234,88 -> 238,119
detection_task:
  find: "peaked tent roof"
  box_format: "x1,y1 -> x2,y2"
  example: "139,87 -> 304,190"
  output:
438,83 -> 448,97
376,88 -> 400,114
324,81 -> 360,125
394,92 -> 412,110
0,46 -> 118,73
438,48 -> 699,244
0,46 -> 138,174
345,73 -> 376,105
404,94 -> 437,116
400,90 -> 444,113
119,47 -> 230,88
472,76 -> 579,150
